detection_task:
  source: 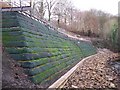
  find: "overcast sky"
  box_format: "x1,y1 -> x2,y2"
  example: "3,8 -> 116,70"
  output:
71,0 -> 119,15
7,0 -> 120,15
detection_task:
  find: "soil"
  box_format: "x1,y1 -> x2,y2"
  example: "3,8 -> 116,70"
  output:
2,51 -> 44,89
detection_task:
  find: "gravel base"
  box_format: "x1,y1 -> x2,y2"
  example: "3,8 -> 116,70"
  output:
64,49 -> 120,89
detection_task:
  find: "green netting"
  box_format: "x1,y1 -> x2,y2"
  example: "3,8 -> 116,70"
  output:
11,52 -> 52,60
3,41 -> 26,47
2,11 -> 97,84
2,14 -> 19,28
2,27 -> 21,32
25,55 -> 72,75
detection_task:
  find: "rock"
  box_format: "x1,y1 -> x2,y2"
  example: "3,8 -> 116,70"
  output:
71,85 -> 78,88
64,49 -> 119,88
106,75 -> 114,81
110,83 -> 115,88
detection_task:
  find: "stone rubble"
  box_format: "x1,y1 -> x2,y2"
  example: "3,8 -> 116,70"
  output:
64,49 -> 120,89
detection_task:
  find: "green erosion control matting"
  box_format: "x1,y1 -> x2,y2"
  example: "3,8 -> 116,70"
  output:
2,11 -> 97,86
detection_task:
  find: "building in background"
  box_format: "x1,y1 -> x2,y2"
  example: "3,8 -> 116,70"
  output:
0,1 -> 11,8
1,0 -> 31,7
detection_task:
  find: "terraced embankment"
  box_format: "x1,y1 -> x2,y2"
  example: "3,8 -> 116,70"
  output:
2,11 -> 96,87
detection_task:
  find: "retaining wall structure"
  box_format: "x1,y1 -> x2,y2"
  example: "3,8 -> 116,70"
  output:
2,11 -> 97,86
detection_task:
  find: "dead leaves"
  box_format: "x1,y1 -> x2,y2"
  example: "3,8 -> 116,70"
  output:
64,49 -> 119,88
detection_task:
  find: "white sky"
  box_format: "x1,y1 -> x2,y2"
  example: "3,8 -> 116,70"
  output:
3,0 -> 120,15
71,0 -> 120,15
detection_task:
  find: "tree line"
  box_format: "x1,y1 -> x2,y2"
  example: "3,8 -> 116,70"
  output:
31,0 -> 119,52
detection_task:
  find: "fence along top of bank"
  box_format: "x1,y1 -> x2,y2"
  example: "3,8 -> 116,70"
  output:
1,0 -> 31,11
1,1 -> 62,38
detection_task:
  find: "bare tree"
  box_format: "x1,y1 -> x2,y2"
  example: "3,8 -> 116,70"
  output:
96,10 -> 110,37
45,0 -> 58,21
52,0 -> 67,26
31,0 -> 47,19
84,10 -> 100,36
52,0 -> 74,28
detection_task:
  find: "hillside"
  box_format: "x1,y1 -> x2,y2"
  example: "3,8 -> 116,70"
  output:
2,11 -> 96,88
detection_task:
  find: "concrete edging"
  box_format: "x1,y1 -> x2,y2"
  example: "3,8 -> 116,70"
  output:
48,54 -> 98,88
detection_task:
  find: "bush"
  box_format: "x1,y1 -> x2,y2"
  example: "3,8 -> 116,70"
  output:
109,24 -> 119,52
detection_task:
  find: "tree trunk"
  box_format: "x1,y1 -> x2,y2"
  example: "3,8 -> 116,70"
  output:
57,15 -> 60,27
64,15 -> 67,24
118,16 -> 120,52
40,0 -> 44,19
48,11 -> 51,21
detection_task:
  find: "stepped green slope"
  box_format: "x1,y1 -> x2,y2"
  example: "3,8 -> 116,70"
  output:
2,11 -> 97,84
